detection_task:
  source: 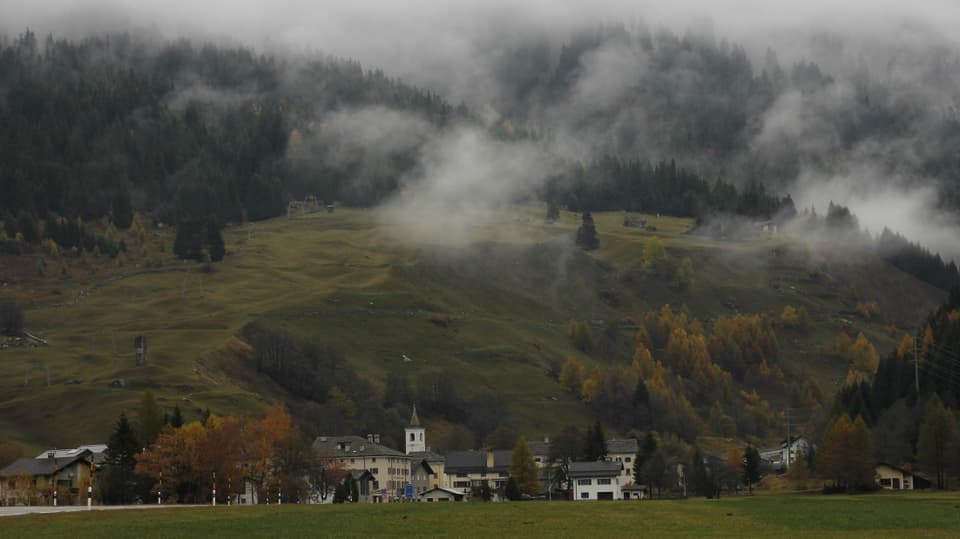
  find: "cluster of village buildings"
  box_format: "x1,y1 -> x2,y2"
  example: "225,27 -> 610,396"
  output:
0,409 -> 928,505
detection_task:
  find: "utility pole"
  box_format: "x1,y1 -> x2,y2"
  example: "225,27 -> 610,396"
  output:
87,462 -> 93,510
158,471 -> 162,505
213,471 -> 217,507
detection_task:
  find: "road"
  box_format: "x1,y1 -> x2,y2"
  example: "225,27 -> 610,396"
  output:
0,504 -> 203,517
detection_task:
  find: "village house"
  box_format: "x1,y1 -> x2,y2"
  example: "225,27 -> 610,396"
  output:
759,436 -> 812,473
569,461 -> 623,501
875,463 -> 929,490
605,439 -> 639,487
442,449 -> 511,499
418,486 -> 466,502
312,434 -> 412,502
0,448 -> 96,506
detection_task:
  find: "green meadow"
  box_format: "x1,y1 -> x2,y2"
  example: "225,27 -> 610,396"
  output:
2,493 -> 959,538
0,207 -> 944,451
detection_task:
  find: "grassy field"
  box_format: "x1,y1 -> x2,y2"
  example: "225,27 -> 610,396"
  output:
2,493 -> 960,538
0,207 -> 946,452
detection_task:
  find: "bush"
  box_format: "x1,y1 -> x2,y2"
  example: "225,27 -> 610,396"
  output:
0,302 -> 24,336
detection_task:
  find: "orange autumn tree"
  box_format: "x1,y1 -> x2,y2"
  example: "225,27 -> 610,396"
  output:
244,403 -> 292,499
136,405 -> 293,504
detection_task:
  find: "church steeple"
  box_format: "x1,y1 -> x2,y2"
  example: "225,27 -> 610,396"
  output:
405,404 -> 426,454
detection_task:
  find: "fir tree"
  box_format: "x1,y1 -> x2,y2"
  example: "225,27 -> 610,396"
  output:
170,405 -> 184,428
575,211 -> 599,250
103,412 -> 141,504
138,390 -> 164,448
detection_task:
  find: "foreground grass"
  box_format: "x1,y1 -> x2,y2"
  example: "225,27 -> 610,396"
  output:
3,493 -> 960,538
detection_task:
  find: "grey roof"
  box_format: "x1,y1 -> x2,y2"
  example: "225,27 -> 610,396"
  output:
605,438 -> 639,455
567,461 -> 623,479
408,450 -> 445,463
418,487 -> 465,499
0,453 -> 92,478
528,441 -> 550,457
409,405 -> 421,428
312,435 -> 409,459
444,450 -> 511,474
35,445 -> 107,460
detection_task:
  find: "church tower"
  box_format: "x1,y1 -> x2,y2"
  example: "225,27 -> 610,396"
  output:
405,405 -> 426,454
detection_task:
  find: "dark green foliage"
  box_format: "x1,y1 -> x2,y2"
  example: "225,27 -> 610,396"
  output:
634,431 -> 658,485
112,189 -> 133,229
43,214 -> 120,255
691,447 -> 711,498
1,210 -> 15,238
549,159 -> 788,219
102,412 -> 142,505
575,211 -> 599,250
743,446 -> 761,493
582,421 -> 607,461
243,323 -> 403,446
16,212 -> 38,243
170,405 -> 184,428
504,477 -> 522,501
0,301 -> 24,336
0,31 -> 460,224
138,391 -> 164,448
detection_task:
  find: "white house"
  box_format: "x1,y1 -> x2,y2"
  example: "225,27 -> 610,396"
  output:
418,486 -> 466,502
875,463 -> 930,490
605,439 -> 639,487
759,436 -> 812,473
568,461 -> 623,501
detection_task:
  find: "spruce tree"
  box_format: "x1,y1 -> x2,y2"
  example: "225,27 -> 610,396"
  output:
104,412 -> 140,504
112,189 -> 133,229
575,211 -> 599,250
743,445 -> 761,493
138,390 -> 164,448
170,405 -> 184,428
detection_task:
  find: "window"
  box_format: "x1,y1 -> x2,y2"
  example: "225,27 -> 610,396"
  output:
625,468 -> 631,476
410,433 -> 415,441
371,468 -> 379,474
879,478 -> 892,486
372,458 -> 377,463
580,492 -> 589,499
454,481 -> 470,488
577,479 -> 592,486
419,433 -> 423,441
535,458 -> 541,463
615,457 -> 622,461
597,479 -> 612,485
625,457 -> 632,463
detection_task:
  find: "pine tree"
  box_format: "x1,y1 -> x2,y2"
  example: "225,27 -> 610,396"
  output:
504,476 -> 521,501
634,431 -> 658,485
509,436 -> 541,497
545,201 -> 560,223
170,405 -> 184,428
103,412 -> 141,504
112,189 -> 133,229
743,445 -> 761,493
575,211 -> 599,250
583,421 -> 607,461
917,394 -> 959,489
138,390 -> 164,448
